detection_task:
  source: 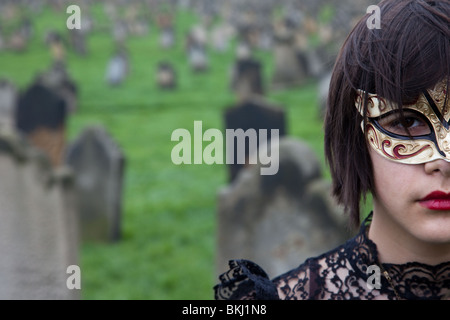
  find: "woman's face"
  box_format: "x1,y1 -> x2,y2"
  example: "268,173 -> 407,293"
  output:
370,148 -> 450,244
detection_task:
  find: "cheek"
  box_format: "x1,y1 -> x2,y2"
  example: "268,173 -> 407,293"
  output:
370,149 -> 415,200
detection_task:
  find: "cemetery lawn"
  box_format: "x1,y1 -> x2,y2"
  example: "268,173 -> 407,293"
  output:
0,5 -> 329,299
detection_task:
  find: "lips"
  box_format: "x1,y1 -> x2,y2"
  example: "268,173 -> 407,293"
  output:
419,191 -> 450,210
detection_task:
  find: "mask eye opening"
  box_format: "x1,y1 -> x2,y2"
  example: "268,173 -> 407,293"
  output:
369,108 -> 433,140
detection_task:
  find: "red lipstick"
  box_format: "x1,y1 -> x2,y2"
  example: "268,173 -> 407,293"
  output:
419,191 -> 450,210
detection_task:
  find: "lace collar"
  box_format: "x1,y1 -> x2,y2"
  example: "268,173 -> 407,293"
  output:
347,212 -> 450,300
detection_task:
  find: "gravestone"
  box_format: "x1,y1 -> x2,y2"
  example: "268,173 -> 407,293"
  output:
156,62 -> 177,90
318,71 -> 332,119
45,31 -> 65,62
112,20 -> 128,45
271,21 -> 307,89
69,29 -> 87,57
229,57 -> 264,100
216,137 -> 351,278
66,125 -> 125,243
223,96 -> 286,182
16,83 -> 67,167
210,24 -> 233,52
160,27 -> 175,49
0,129 -> 79,299
106,47 -> 129,87
0,79 -> 18,129
257,28 -> 273,51
8,29 -> 27,53
0,31 -> 5,52
188,46 -> 209,73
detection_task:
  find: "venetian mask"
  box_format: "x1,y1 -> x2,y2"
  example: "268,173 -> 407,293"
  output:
355,78 -> 449,164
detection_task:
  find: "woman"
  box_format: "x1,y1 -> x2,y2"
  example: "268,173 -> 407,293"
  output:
214,0 -> 450,300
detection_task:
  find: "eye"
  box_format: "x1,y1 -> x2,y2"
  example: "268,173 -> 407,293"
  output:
376,110 -> 431,137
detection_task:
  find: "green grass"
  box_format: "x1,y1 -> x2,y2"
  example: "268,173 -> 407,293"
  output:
0,3 -> 328,300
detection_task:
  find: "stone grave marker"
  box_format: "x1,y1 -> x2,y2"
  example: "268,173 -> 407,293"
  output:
45,30 -> 66,62
160,26 -> 175,49
223,96 -> 286,182
112,19 -> 128,45
66,125 -> 125,243
69,29 -> 87,57
0,79 -> 18,129
106,47 -> 129,87
229,57 -> 264,100
271,21 -> 307,89
188,45 -> 209,73
216,137 -> 351,278
0,129 -> 79,299
318,71 -> 332,119
156,62 -> 177,90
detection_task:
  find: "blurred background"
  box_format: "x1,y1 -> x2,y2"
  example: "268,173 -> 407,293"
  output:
0,0 -> 374,300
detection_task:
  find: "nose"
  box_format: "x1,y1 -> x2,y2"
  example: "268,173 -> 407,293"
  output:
424,159 -> 450,177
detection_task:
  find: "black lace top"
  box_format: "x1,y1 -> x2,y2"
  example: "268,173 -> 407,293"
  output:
214,214 -> 450,300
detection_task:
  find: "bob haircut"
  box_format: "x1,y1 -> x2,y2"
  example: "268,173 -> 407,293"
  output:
325,0 -> 450,228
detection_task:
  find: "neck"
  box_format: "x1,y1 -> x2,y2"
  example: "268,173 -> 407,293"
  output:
368,209 -> 450,265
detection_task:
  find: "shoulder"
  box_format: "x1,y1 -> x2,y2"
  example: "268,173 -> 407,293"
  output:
273,243 -> 348,299
213,244 -> 346,300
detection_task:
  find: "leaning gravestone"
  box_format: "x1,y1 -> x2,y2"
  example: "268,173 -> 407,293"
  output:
229,57 -> 264,101
271,21 -> 307,89
188,45 -> 209,73
0,129 -> 79,299
45,30 -> 65,62
223,96 -> 286,182
16,82 -> 67,167
66,125 -> 125,243
105,48 -> 129,87
156,62 -> 177,90
160,26 -> 175,49
317,70 -> 332,119
216,137 -> 351,278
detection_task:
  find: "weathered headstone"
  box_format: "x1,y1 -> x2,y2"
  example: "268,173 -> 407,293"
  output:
106,47 -> 129,87
0,129 -> 79,299
0,79 -> 18,129
188,45 -> 209,73
271,21 -> 306,89
156,62 -> 177,90
229,57 -> 264,100
8,29 -> 27,53
45,31 -> 65,62
69,29 -> 87,57
16,83 -> 67,167
210,24 -> 233,52
318,71 -> 332,118
0,31 -> 5,52
223,96 -> 286,182
216,137 -> 351,278
66,125 -> 125,243
160,27 -> 175,49
112,20 -> 128,45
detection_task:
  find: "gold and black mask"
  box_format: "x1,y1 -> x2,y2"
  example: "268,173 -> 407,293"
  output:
355,78 -> 449,164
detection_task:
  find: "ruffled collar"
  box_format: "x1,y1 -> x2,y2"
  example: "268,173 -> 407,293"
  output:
347,212 -> 450,300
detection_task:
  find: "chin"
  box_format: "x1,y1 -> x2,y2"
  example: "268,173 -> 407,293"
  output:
414,216 -> 450,244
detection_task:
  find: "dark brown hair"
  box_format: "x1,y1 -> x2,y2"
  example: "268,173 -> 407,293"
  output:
324,0 -> 450,228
